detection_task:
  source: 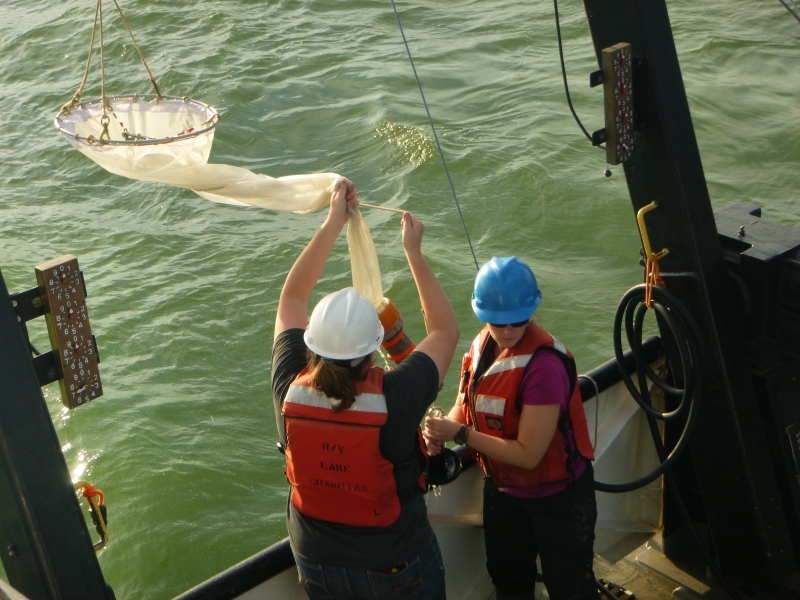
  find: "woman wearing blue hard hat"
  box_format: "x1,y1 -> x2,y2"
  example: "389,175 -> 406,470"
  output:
272,179 -> 460,600
425,256 -> 597,600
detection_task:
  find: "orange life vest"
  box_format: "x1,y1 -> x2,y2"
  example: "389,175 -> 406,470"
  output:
461,322 -> 595,488
282,365 -> 425,527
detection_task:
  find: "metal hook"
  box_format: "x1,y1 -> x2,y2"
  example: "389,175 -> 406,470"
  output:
99,114 -> 111,143
636,202 -> 669,260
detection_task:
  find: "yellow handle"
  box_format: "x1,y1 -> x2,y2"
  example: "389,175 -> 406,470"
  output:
636,202 -> 669,260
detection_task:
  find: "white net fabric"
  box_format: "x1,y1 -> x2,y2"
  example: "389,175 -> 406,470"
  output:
347,210 -> 384,308
55,96 -> 384,307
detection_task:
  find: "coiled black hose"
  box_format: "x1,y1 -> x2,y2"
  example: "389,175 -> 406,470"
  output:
596,283 -> 746,600
594,284 -> 702,493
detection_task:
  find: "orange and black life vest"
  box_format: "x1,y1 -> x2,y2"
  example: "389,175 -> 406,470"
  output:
282,365 -> 426,527
461,322 -> 595,488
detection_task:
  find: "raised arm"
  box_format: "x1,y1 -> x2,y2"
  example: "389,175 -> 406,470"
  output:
274,179 -> 358,339
401,212 -> 460,385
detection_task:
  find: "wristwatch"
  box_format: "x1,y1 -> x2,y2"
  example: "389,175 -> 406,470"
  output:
454,424 -> 470,446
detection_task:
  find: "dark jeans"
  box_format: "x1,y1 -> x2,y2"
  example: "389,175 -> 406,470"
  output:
294,532 -> 446,600
483,463 -> 597,600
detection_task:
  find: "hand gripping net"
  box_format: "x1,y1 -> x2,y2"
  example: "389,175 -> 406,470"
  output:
53,0 -> 383,308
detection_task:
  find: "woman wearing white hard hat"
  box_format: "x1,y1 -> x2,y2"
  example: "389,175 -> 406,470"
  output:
424,257 -> 597,600
271,178 -> 459,600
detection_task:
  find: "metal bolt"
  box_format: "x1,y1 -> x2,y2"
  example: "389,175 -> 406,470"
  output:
738,226 -> 746,237
11,300 -> 17,308
47,368 -> 57,380
32,297 -> 42,308
7,544 -> 18,557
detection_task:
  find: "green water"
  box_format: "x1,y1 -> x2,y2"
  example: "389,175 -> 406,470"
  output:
0,0 -> 797,597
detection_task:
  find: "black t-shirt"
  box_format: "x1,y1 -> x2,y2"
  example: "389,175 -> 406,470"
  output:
271,329 -> 441,567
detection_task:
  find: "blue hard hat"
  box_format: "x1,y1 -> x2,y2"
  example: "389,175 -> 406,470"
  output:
471,257 -> 542,324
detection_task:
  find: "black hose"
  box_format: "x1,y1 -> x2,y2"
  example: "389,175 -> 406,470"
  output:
552,0 -> 605,150
594,284 -> 702,493
596,283 -> 746,600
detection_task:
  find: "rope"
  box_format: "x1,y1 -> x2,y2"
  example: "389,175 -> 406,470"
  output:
553,0 -> 604,149
61,0 -> 162,121
389,0 -> 480,272
110,0 -> 162,99
644,253 -> 663,309
98,0 -> 111,124
61,0 -> 102,114
359,202 -> 406,214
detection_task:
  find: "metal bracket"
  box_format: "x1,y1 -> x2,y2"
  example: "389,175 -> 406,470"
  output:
10,287 -> 45,324
31,351 -> 61,387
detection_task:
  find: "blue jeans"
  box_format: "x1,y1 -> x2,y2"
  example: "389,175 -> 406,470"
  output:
294,533 -> 446,600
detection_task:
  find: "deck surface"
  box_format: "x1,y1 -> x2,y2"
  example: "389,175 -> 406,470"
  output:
483,541 -> 800,600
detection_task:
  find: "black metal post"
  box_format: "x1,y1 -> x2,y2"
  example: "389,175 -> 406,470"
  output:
581,0 -> 797,586
0,268 -> 110,599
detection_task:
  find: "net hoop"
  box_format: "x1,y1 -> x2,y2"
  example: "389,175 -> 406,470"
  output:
54,94 -> 219,147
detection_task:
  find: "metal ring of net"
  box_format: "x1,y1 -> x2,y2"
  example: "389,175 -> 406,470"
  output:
55,94 -> 219,148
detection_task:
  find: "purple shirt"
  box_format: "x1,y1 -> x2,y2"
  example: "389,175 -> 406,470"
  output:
502,347 -> 588,498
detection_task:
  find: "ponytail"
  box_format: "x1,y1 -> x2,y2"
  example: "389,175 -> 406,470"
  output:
306,350 -> 370,413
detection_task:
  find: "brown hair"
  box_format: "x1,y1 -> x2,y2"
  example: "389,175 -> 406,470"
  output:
306,350 -> 371,413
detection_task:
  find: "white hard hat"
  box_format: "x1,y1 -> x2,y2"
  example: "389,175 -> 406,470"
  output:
304,288 -> 384,360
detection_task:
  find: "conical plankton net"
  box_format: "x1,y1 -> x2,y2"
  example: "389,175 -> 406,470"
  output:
54,95 -> 384,308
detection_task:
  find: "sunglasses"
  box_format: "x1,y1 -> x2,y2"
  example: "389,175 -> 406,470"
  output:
488,320 -> 528,329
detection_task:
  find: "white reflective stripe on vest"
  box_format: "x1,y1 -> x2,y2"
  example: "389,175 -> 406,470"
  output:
482,354 -> 533,378
471,337 -> 482,369
476,395 -> 506,416
285,384 -> 388,413
551,337 -> 567,355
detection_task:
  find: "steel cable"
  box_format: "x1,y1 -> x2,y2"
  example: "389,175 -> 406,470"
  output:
389,0 -> 479,271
